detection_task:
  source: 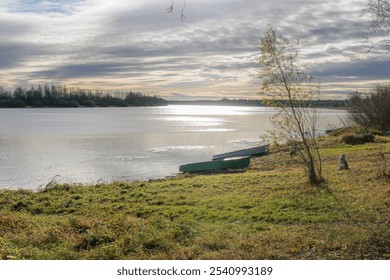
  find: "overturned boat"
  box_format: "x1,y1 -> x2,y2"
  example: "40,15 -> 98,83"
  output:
179,156 -> 251,173
212,145 -> 269,161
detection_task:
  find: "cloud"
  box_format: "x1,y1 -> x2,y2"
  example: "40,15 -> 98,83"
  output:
0,0 -> 87,15
0,0 -> 388,99
314,57 -> 390,80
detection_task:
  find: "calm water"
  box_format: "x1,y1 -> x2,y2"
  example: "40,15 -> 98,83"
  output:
0,105 -> 346,189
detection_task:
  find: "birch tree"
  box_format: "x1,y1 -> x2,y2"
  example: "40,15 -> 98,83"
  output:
258,26 -> 323,185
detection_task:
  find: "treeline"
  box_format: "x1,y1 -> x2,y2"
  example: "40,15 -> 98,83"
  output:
264,99 -> 347,108
169,98 -> 347,108
168,98 -> 265,106
0,85 -> 167,108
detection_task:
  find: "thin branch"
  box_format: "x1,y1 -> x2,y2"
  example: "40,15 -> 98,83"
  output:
181,0 -> 187,21
166,0 -> 174,14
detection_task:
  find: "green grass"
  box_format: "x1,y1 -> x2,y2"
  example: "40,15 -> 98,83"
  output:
1,135 -> 390,259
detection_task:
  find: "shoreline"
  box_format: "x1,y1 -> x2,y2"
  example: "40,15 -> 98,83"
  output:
1,134 -> 390,259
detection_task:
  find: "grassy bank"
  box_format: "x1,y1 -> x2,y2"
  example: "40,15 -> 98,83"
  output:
1,135 -> 390,260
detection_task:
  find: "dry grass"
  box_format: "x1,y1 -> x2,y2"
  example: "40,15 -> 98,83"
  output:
1,134 -> 390,260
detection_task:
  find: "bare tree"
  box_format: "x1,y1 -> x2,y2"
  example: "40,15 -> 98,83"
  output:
366,0 -> 390,52
258,26 -> 323,185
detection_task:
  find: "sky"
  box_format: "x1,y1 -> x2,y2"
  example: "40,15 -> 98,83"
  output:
0,0 -> 389,100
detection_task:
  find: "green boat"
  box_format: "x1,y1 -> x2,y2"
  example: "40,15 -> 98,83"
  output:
212,144 -> 269,160
179,156 -> 250,173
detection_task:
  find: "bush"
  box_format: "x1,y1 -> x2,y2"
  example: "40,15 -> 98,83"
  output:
329,126 -> 383,137
348,85 -> 390,131
342,133 -> 375,145
79,100 -> 95,107
32,101 -> 45,107
0,99 -> 26,108
54,99 -> 80,107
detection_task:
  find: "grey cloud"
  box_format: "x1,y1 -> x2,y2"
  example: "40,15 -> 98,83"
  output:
313,58 -> 390,81
0,0 -> 387,98
29,56 -> 203,80
32,62 -> 131,79
0,43 -> 24,69
0,19 -> 34,38
0,42 -> 46,69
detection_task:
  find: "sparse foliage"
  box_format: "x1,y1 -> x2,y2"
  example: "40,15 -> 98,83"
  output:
347,85 -> 390,131
258,26 -> 323,185
366,0 -> 390,52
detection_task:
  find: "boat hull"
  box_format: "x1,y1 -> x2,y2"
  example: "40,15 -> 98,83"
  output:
179,156 -> 250,173
212,145 -> 269,161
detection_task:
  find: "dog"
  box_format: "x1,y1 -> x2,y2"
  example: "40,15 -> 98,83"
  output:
338,154 -> 349,170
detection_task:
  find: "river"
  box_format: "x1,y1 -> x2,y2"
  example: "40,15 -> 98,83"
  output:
0,105 -> 347,189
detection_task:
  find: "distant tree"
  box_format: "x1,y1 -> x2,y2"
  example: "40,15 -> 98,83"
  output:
258,26 -> 323,185
0,87 -> 11,100
366,0 -> 390,52
347,84 -> 390,131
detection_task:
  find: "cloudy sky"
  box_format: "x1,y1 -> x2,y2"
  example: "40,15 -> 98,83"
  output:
0,0 -> 389,100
